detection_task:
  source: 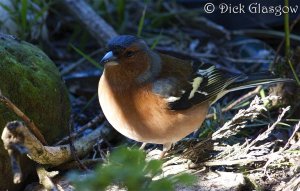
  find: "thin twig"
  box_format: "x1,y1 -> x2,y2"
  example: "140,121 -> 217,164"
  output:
282,120 -> 300,151
281,173 -> 300,191
56,158 -> 104,170
0,94 -> 47,145
55,114 -> 104,145
224,57 -> 273,64
261,120 -> 300,174
212,96 -> 276,140
68,117 -> 90,171
203,107 -> 292,169
246,106 -> 290,150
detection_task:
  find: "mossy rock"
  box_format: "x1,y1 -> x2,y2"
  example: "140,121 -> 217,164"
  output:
0,34 -> 71,190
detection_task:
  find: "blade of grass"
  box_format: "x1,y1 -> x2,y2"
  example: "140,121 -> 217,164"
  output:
273,13 -> 300,65
259,89 -> 268,106
232,101 -> 251,110
33,4 -> 50,24
150,32 -> 162,50
284,0 -> 290,59
286,150 -> 300,153
284,0 -> 300,85
116,0 -> 125,25
286,118 -> 300,122
278,122 -> 292,127
0,2 -> 15,15
137,5 -> 147,37
21,0 -> 28,32
259,88 -> 266,99
70,44 -> 102,69
81,93 -> 98,113
288,60 -> 300,85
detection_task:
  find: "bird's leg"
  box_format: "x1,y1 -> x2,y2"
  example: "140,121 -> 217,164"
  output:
139,142 -> 147,150
159,143 -> 172,159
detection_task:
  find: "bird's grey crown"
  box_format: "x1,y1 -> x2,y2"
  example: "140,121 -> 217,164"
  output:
108,35 -> 139,51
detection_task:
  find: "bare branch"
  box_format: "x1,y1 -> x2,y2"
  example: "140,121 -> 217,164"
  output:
1,121 -> 105,166
60,0 -> 118,46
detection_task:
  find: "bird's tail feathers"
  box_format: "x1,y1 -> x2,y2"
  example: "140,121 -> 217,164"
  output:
225,72 -> 294,93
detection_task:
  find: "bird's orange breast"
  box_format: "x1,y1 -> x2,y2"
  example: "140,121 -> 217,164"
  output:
98,72 -> 209,145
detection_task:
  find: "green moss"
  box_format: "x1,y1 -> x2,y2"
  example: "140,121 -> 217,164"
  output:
0,34 -> 71,190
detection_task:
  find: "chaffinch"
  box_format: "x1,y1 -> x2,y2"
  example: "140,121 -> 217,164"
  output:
98,35 -> 291,156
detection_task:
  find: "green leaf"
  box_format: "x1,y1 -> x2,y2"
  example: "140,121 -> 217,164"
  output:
69,147 -> 196,191
149,179 -> 173,191
144,159 -> 162,177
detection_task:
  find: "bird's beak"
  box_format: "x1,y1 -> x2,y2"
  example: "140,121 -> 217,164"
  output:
100,51 -> 118,65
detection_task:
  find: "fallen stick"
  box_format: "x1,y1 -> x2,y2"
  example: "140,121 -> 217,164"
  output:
1,121 -> 105,166
61,0 -> 118,46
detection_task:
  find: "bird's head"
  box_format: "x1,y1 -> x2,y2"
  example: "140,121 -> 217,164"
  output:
100,35 -> 161,87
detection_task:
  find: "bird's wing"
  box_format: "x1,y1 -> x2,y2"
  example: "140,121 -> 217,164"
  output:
152,61 -> 240,110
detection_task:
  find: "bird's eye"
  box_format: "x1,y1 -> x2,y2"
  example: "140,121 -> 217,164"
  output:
125,51 -> 135,57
